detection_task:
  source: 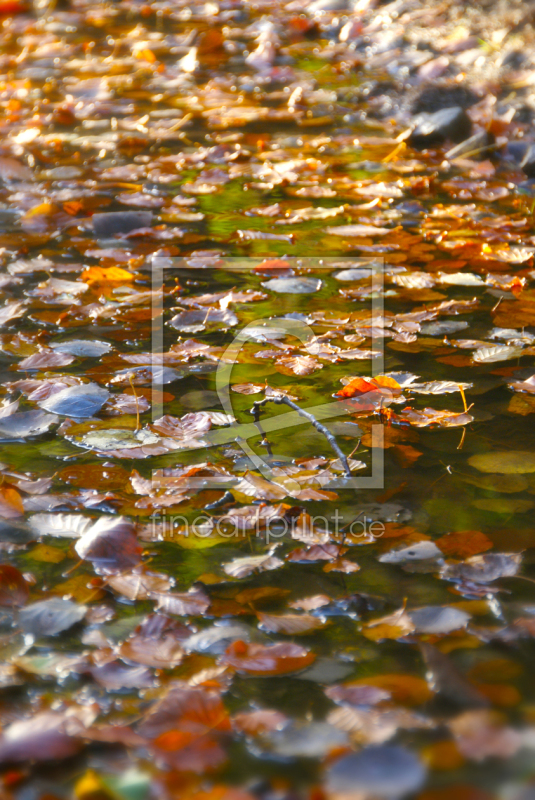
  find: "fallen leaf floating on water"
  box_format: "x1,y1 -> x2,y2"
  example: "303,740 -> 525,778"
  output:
38,384 -> 111,418
74,516 -> 142,574
1,0 -> 535,794
448,709 -> 524,761
325,745 -> 427,799
325,225 -> 394,237
0,410 -> 58,440
0,707 -> 96,763
19,598 -> 87,637
468,451 -> 535,474
0,565 -> 29,606
222,640 -> 315,676
440,553 -> 522,585
256,612 -> 327,635
151,586 -> 210,617
222,552 -> 284,579
361,603 -> 416,642
327,705 -> 433,743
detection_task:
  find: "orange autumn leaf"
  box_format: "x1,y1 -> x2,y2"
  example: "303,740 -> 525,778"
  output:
373,375 -> 402,390
0,485 -> 24,518
0,0 -> 28,13
472,683 -> 521,708
435,530 -> 493,559
361,604 -> 415,642
334,377 -> 377,398
468,658 -> 523,682
253,259 -> 291,272
63,201 -> 83,216
380,523 -> 424,539
81,266 -> 139,283
421,739 -> 465,771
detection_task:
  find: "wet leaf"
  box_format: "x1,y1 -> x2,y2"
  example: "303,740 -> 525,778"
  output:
90,661 -> 155,691
408,605 -> 471,634
262,277 -> 322,294
468,451 -> 535,474
325,745 -> 426,799
257,612 -> 326,635
436,531 -> 493,558
222,640 -> 315,676
0,707 -> 95,763
39,384 -> 110,418
361,604 -> 415,642
0,565 -> 29,606
19,598 -> 87,637
441,553 -> 522,584
222,553 -> 283,579
75,517 -> 142,574
151,587 -> 210,617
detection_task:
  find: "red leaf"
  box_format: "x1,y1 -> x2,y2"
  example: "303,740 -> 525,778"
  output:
0,565 -> 29,607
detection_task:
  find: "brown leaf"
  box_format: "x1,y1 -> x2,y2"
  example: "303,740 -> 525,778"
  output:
341,674 -> 433,706
148,581 -> 210,616
448,710 -> 522,761
287,544 -> 343,562
108,569 -> 172,601
275,355 -> 323,376
90,660 -> 154,690
323,558 -> 360,573
0,707 -> 95,763
289,594 -> 331,611
325,684 -> 391,707
257,612 -> 327,635
435,531 -> 493,559
75,516 -> 142,574
119,615 -> 188,668
222,640 -> 315,676
222,553 -> 283,579
17,350 -> 75,370
233,709 -> 288,735
0,565 -> 29,606
361,605 -> 416,642
0,485 -> 24,518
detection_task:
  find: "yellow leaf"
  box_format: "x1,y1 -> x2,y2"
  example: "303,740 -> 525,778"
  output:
361,604 -> 415,642
48,574 -> 103,603
74,770 -> 107,799
28,544 -> 65,564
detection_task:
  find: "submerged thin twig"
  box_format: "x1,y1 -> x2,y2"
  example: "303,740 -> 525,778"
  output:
250,395 -> 352,477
